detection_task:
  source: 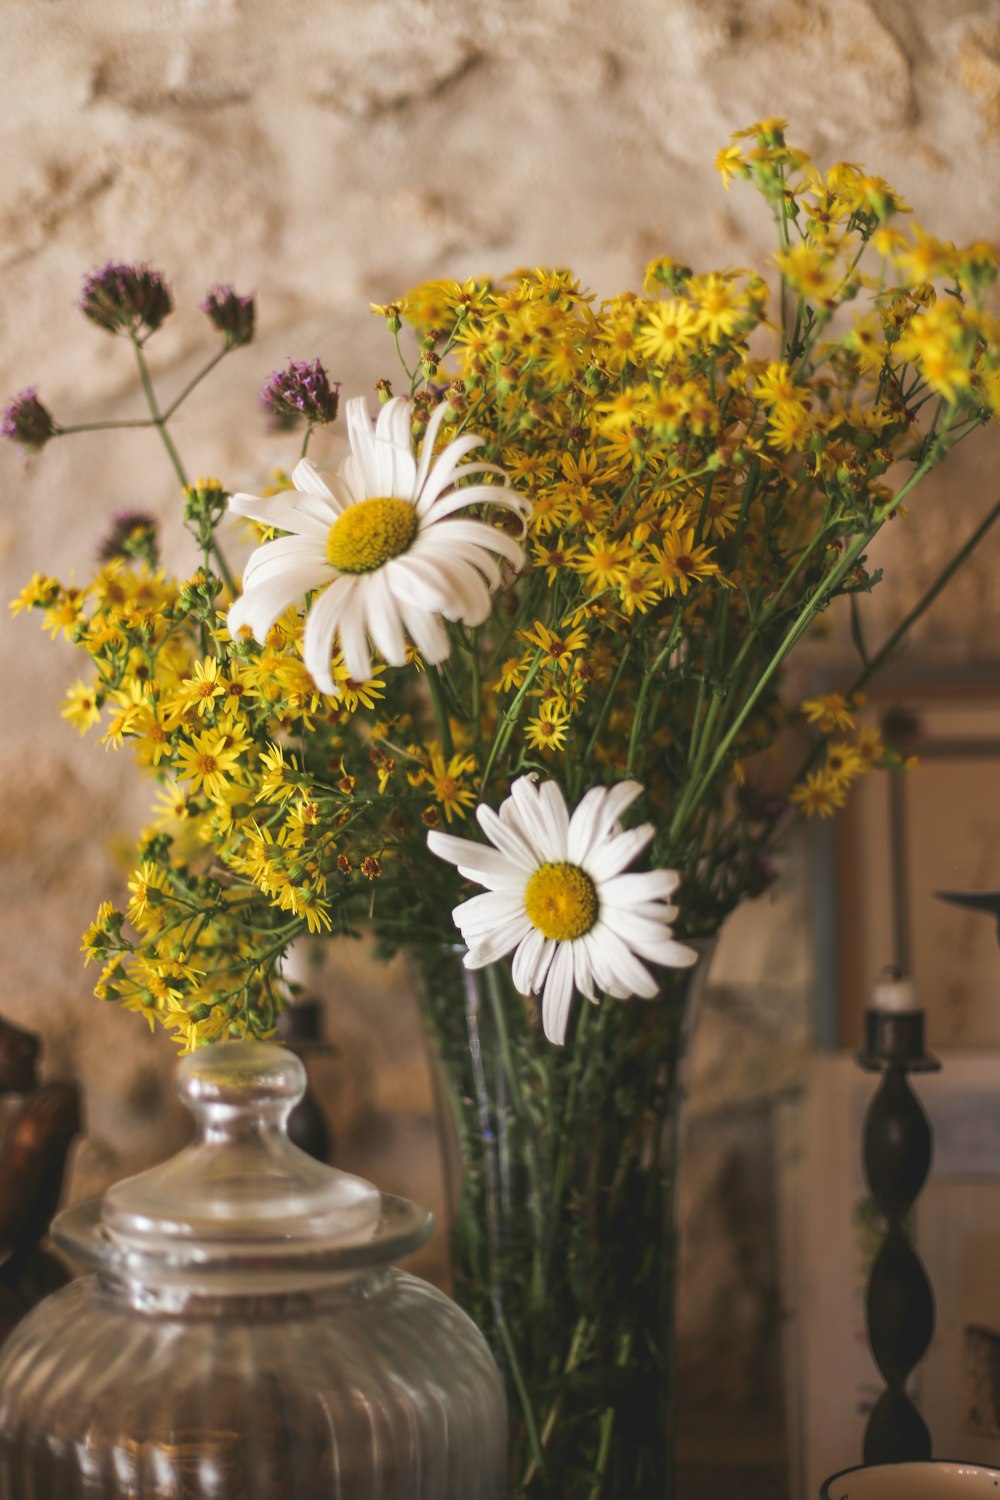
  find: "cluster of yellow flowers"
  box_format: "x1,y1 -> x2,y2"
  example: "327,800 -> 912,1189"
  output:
12,119 -> 1000,1045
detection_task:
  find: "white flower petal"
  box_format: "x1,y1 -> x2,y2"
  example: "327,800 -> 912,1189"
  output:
583,823 -> 655,882
340,453 -> 368,507
344,397 -> 381,495
599,869 -> 681,907
586,923 -> 659,998
228,563 -> 326,643
463,916 -> 532,968
302,575 -> 359,695
581,929 -> 631,999
363,569 -> 408,666
242,535 -> 328,588
427,829 -> 530,890
567,780 -> 645,865
602,908 -> 685,955
511,925 -> 547,994
453,889 -> 527,939
422,517 -> 525,571
636,937 -> 699,969
475,804 -> 539,869
509,776 -> 567,862
421,485 -> 531,534
396,598 -> 451,664
290,458 -> 337,504
542,943 -> 576,1045
228,488 -> 333,539
373,397 -> 418,497
337,594 -> 373,682
413,401 -> 452,498
536,780 -> 570,861
387,552 -> 490,623
498,786 -> 539,845
571,939 -> 597,1000
415,431 -> 485,512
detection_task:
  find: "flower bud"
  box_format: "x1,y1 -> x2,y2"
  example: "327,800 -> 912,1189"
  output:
261,359 -> 341,427
98,510 -> 160,568
200,285 -> 256,348
79,262 -> 173,337
1,387 -> 56,452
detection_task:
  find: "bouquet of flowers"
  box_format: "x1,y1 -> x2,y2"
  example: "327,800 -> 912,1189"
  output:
9,120 -> 1000,1497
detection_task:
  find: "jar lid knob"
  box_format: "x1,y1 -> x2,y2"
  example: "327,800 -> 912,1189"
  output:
177,1041 -> 305,1112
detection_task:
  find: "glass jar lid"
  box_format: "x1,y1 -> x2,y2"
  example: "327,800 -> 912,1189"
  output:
54,1041 -> 434,1292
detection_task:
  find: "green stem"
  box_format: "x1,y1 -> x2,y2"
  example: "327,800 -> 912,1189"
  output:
853,491 -> 1000,697
497,1311 -> 545,1475
483,965 -> 545,1304
161,345 -> 231,420
132,337 -> 188,487
55,418 -> 160,434
520,1314 -> 592,1489
581,641 -> 632,776
480,650 -> 545,793
783,488 -> 1000,800
668,428 -> 957,848
626,610 -> 684,778
425,664 -> 454,757
587,1330 -> 633,1500
130,336 -> 237,595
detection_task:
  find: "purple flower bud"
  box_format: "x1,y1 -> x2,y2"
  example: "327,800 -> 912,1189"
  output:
201,285 -> 256,348
1,387 -> 57,453
261,359 -> 341,427
97,510 -> 159,568
79,262 -> 174,337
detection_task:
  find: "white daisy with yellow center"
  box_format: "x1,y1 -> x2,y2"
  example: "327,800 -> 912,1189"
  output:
227,396 -> 530,694
428,774 -> 698,1045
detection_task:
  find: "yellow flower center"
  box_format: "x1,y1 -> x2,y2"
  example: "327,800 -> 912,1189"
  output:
524,862 -> 598,943
326,496 -> 418,574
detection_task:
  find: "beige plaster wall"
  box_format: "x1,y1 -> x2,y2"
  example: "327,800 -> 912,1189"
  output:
2,1 -> 1000,1480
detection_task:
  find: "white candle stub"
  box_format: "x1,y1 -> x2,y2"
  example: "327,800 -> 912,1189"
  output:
872,973 -> 917,1012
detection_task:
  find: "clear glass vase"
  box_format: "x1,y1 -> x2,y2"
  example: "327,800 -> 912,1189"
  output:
412,944 -> 713,1500
0,1041 -> 506,1499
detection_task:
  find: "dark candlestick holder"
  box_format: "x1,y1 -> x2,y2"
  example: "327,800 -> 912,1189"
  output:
856,1007 -> 940,1466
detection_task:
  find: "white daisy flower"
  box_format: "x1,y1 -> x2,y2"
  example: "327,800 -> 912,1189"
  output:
227,396 -> 530,694
427,774 -> 698,1045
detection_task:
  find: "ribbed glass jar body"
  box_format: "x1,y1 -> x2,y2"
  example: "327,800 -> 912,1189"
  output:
0,1265 -> 506,1499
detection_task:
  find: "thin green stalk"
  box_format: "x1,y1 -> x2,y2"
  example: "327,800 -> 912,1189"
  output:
161,345 -> 231,420
625,610 -> 684,778
587,1330 -> 634,1500
480,650 -> 545,792
580,640 -> 632,773
852,491 -> 1000,697
425,663 -> 454,757
483,965 -> 544,1305
497,1311 -> 545,1475
784,489 -> 1000,798
132,337 -> 188,488
669,420 -> 960,846
130,335 -> 237,595
55,418 -> 160,434
545,1000 -> 589,1265
520,1314 -> 592,1489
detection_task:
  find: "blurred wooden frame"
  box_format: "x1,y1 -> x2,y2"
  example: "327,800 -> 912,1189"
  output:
831,674 -> 1000,1051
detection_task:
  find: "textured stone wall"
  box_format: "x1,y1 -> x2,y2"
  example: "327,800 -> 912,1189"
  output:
2,1 -> 1000,1487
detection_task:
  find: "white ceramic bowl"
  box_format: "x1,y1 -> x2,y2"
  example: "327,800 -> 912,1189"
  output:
821,1462 -> 1000,1498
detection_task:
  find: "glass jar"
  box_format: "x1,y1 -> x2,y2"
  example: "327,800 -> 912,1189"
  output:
0,1041 -> 506,1498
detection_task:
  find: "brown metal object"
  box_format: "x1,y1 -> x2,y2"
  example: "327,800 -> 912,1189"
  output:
275,999 -> 337,1162
0,1019 -> 81,1345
